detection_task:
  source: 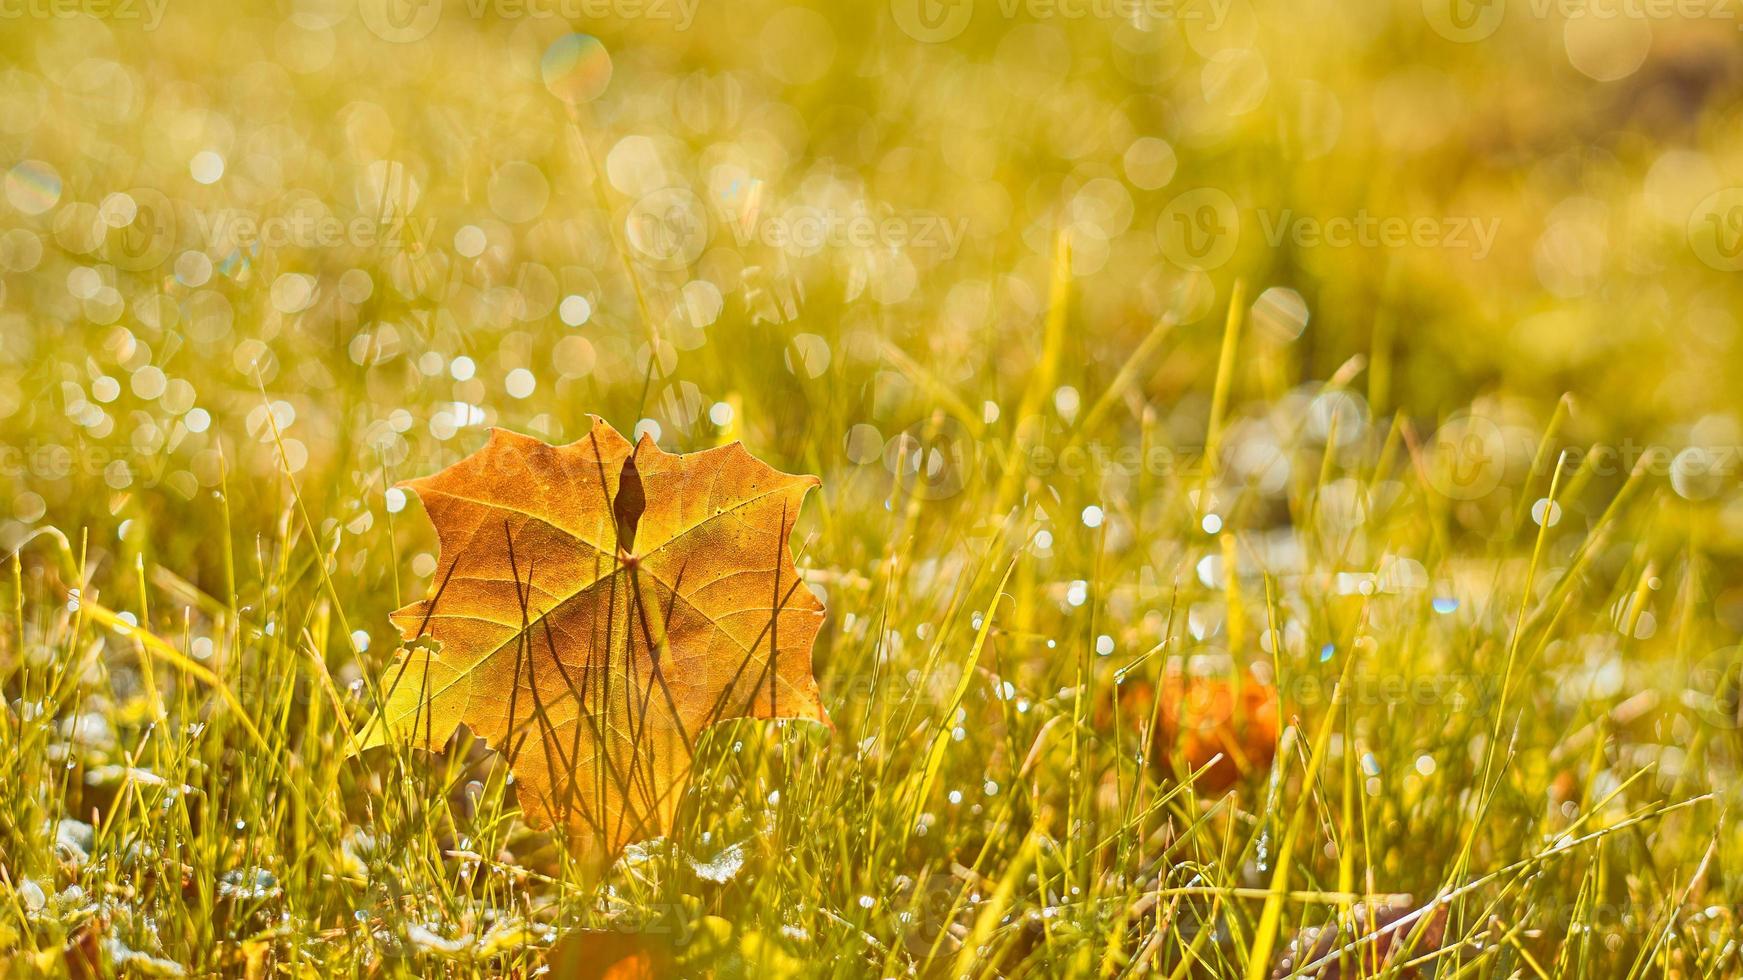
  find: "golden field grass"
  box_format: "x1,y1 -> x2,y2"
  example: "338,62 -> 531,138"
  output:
4,0 -> 1743,976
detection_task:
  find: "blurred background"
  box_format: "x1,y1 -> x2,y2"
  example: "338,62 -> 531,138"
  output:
3,0 -> 1743,634
9,1 -> 1743,973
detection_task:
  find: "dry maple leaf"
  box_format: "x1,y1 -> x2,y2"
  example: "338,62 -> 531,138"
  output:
358,417 -> 827,859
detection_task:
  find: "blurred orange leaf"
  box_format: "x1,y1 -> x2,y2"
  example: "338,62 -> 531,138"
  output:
1109,666 -> 1280,792
543,930 -> 678,980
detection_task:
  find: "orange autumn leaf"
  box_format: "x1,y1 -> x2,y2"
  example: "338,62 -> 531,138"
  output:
1105,666 -> 1280,792
543,930 -> 678,980
358,417 -> 827,859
